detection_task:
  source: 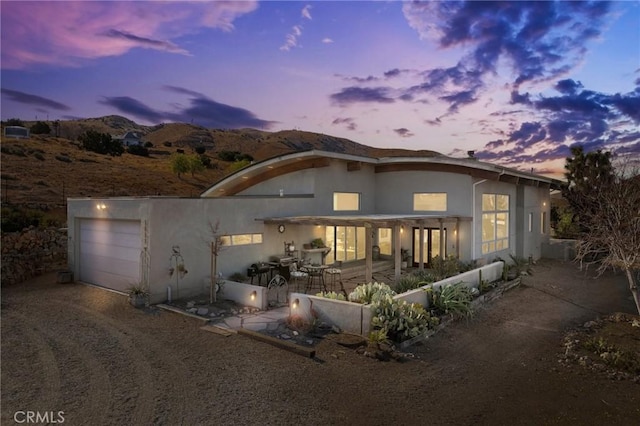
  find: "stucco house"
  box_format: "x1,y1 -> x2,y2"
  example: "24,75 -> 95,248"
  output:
113,131 -> 142,147
66,150 -> 561,304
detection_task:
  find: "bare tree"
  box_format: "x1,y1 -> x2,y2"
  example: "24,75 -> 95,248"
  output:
207,220 -> 226,304
573,164 -> 640,314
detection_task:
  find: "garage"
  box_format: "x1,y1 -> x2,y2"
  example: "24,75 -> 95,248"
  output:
78,219 -> 141,292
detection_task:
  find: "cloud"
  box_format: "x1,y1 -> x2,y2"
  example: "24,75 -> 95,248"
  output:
301,5 -> 313,20
393,1 -> 612,115
1,1 -> 258,69
404,1 -> 610,88
100,87 -> 275,129
280,4 -> 314,51
332,117 -> 357,131
280,25 -> 303,51
476,81 -> 640,167
322,38 -> 334,44
330,87 -> 395,106
394,128 -> 414,138
1,88 -> 71,111
102,29 -> 190,56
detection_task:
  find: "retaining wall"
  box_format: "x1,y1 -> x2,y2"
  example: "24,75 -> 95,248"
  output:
1,227 -> 67,286
289,261 -> 505,336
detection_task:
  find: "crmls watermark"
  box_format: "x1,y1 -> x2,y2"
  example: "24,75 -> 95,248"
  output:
13,411 -> 65,424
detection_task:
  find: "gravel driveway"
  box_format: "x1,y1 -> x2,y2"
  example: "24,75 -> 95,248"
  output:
2,259 -> 639,425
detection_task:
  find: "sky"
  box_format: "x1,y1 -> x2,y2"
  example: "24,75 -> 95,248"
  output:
1,0 -> 639,177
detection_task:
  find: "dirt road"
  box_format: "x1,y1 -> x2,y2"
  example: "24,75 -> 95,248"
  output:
2,259 -> 638,425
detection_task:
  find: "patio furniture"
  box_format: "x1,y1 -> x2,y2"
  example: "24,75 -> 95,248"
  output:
324,261 -> 342,292
289,262 -> 308,292
302,264 -> 328,293
248,262 -> 271,286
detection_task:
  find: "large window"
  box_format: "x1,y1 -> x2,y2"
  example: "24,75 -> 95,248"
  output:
482,194 -> 509,254
413,193 -> 447,211
333,192 -> 360,211
220,233 -> 262,246
325,226 -> 366,263
377,228 -> 392,256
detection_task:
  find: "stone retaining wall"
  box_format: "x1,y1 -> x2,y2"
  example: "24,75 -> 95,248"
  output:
1,227 -> 68,286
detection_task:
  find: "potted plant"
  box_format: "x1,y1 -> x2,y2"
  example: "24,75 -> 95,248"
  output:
401,248 -> 411,269
310,238 -> 325,249
127,284 -> 148,308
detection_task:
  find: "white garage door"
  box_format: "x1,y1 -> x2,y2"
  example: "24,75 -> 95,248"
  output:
79,219 -> 141,292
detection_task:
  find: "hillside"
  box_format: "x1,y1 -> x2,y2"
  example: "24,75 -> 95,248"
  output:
1,116 -> 442,222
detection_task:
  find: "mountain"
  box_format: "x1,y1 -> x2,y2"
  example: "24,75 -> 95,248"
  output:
1,116 -> 442,222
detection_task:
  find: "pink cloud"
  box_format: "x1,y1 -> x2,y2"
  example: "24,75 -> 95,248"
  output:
1,1 -> 258,69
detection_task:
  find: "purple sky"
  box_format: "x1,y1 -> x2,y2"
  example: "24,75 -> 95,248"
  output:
2,1 -> 639,177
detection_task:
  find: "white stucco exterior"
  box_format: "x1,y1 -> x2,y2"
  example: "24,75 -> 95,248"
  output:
68,150 -> 559,303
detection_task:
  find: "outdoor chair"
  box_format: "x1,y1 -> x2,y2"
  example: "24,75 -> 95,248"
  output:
324,260 -> 343,292
289,262 -> 308,292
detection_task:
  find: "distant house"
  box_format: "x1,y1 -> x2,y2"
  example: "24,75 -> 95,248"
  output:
3,126 -> 30,139
113,131 -> 142,147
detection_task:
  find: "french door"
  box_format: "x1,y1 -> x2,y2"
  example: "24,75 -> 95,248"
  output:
412,228 -> 447,267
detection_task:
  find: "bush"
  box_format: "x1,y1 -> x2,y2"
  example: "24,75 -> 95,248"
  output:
1,206 -> 43,233
348,282 -> 396,304
195,146 -> 206,155
30,121 -> 51,135
55,155 -> 72,163
426,282 -> 474,318
144,141 -> 154,148
229,159 -> 251,172
371,295 -> 439,342
127,144 -> 149,157
218,150 -> 254,162
315,291 -> 346,301
79,130 -> 124,156
394,275 -> 424,293
430,255 -> 465,280
163,141 -> 172,147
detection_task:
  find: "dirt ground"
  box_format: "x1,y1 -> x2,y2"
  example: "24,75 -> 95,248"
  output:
2,259 -> 639,426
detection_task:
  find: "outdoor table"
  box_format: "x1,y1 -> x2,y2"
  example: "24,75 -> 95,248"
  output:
301,264 -> 328,293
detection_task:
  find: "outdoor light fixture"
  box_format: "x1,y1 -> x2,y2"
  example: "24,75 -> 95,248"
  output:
250,291 -> 257,301
292,298 -> 299,309
96,203 -> 107,210
543,201 -> 547,207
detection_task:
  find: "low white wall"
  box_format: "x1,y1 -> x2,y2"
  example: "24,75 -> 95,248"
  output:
219,280 -> 268,310
289,262 -> 505,336
395,261 -> 504,308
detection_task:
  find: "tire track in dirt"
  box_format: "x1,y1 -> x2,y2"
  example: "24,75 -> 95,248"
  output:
49,299 -> 202,425
1,310 -> 62,414
3,309 -> 114,425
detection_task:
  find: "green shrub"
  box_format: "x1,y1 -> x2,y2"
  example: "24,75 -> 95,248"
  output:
315,291 -> 346,301
127,144 -> 149,157
394,275 -> 427,293
55,155 -> 72,163
33,152 -> 45,161
348,282 -> 396,304
430,255 -> 465,280
427,281 -> 474,318
1,206 -> 43,233
371,294 -> 439,342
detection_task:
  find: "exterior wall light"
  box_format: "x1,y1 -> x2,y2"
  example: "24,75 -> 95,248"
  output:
250,291 -> 257,301
96,203 -> 107,210
292,298 -> 299,309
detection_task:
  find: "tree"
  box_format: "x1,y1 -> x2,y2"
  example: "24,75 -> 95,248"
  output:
170,153 -> 190,178
5,118 -> 24,127
188,154 -> 205,177
79,130 -> 124,156
563,146 -> 614,232
30,121 -> 51,135
565,149 -> 640,314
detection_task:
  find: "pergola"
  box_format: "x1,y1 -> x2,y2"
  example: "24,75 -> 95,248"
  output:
258,214 -> 472,282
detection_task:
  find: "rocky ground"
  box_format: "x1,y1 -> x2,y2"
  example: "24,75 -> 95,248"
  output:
2,259 -> 639,425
